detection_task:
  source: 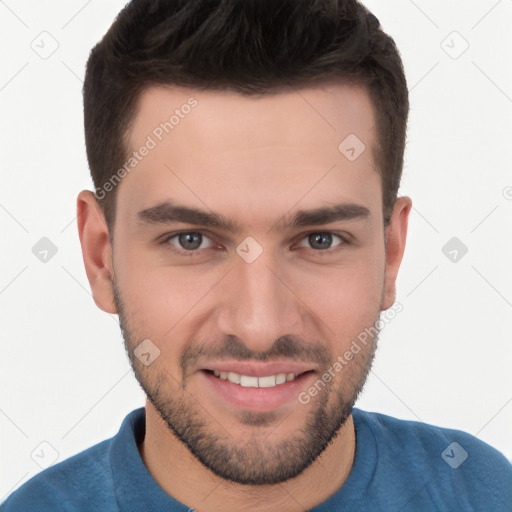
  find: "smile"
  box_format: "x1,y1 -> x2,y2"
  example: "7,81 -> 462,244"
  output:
210,370 -> 303,388
200,368 -> 316,411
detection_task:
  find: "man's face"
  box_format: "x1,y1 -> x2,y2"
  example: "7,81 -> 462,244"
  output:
105,83 -> 398,484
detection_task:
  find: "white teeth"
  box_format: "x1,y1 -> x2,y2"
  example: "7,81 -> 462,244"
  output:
227,372 -> 241,384
258,375 -> 276,388
275,373 -> 287,385
211,370 -> 300,387
240,375 -> 259,387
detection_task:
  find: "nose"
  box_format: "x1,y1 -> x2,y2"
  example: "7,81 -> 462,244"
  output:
215,246 -> 304,353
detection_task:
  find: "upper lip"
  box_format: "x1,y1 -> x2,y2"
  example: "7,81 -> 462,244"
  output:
200,361 -> 317,378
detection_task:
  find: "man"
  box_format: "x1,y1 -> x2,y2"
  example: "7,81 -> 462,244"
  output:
2,0 -> 511,510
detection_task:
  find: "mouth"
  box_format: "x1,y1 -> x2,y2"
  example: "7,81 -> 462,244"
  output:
199,366 -> 317,412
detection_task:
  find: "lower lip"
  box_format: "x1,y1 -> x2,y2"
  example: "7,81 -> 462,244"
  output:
200,370 -> 315,412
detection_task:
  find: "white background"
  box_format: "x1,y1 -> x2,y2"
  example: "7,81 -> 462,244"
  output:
1,0 -> 511,500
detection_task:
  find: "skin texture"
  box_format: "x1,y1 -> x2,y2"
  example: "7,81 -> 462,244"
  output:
77,83 -> 412,512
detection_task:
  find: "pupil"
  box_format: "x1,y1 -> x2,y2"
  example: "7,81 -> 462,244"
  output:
310,232 -> 332,249
179,232 -> 201,250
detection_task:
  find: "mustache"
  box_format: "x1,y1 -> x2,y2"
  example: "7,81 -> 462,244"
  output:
180,334 -> 332,375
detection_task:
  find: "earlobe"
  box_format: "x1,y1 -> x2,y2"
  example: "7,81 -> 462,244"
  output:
76,190 -> 117,314
381,196 -> 412,311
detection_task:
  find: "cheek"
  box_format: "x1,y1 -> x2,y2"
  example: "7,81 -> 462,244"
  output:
291,246 -> 385,344
113,243 -> 224,340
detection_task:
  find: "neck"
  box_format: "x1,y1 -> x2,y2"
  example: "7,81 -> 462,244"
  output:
138,400 -> 356,512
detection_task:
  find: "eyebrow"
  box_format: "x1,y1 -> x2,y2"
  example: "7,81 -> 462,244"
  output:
136,201 -> 371,233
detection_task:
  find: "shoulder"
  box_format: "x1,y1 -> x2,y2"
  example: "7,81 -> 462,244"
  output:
354,408 -> 510,466
0,439 -> 117,512
1,408 -> 145,512
352,408 -> 512,509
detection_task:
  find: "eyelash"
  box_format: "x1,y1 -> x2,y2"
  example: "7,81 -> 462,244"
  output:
160,230 -> 351,257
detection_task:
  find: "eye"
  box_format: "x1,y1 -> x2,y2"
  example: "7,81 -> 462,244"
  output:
163,231 -> 215,253
297,232 -> 348,251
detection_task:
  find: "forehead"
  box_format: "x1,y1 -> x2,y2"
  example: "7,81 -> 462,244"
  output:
116,82 -> 381,229
128,83 -> 377,158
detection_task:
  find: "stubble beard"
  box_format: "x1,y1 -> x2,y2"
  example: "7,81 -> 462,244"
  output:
112,278 -> 379,485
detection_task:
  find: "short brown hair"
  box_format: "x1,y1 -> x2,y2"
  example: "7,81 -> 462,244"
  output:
83,0 -> 409,234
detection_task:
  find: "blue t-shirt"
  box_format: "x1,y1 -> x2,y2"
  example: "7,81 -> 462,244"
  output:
2,407 -> 511,511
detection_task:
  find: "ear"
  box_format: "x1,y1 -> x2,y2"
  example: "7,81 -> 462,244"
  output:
381,196 -> 412,311
76,190 -> 116,314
